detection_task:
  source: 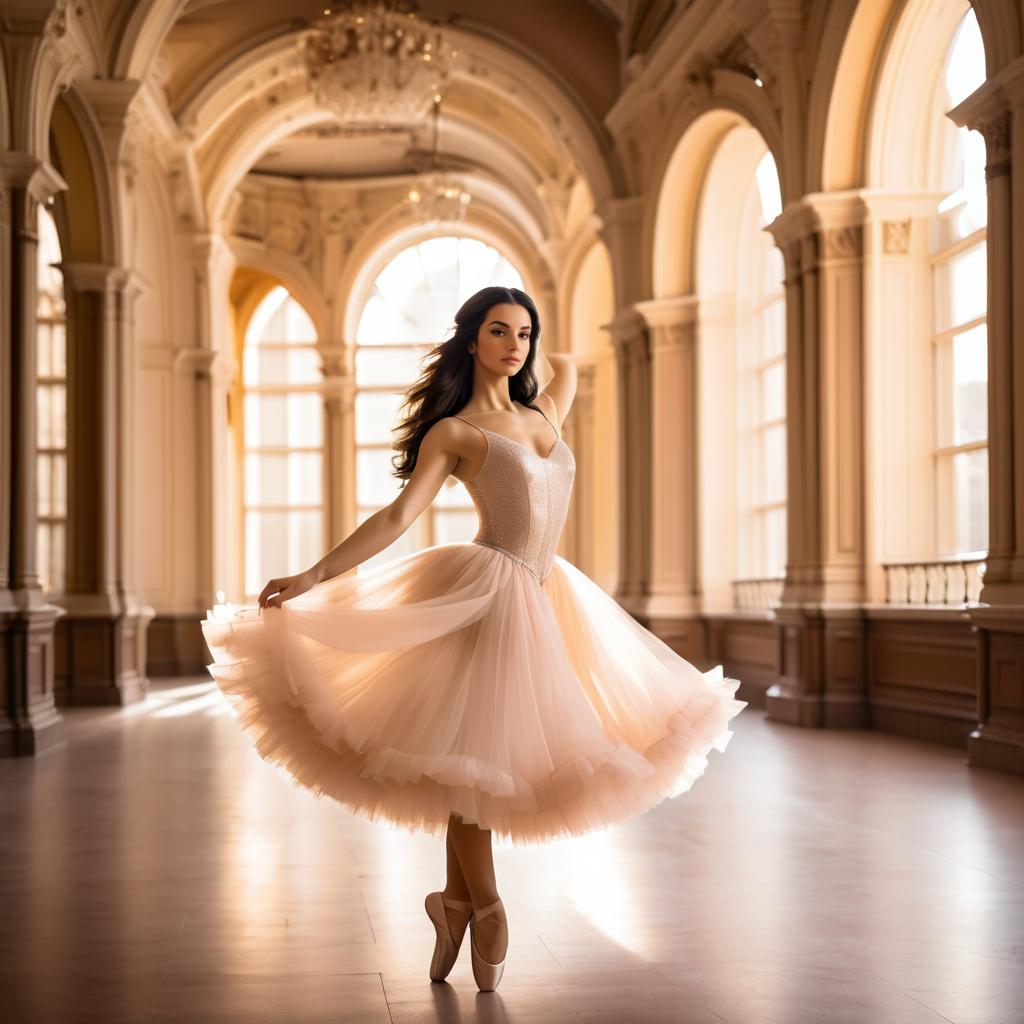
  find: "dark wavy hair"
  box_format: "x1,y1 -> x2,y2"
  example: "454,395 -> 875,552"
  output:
391,285 -> 543,482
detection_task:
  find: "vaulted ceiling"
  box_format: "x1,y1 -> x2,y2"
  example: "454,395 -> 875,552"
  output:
160,0 -> 623,119
138,0 -> 632,228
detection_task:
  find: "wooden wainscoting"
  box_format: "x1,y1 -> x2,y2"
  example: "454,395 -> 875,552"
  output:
159,608 -> 981,759
697,608 -> 980,750
864,609 -> 979,749
702,613 -> 781,709
148,615 -> 212,677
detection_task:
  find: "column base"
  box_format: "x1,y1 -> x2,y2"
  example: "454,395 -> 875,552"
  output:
765,603 -> 869,729
55,598 -> 155,706
144,613 -> 211,676
0,601 -> 66,757
967,723 -> 1024,775
966,604 -> 1024,777
766,683 -> 871,728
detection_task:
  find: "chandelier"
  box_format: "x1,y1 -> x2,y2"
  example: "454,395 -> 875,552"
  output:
405,93 -> 472,226
299,1 -> 456,130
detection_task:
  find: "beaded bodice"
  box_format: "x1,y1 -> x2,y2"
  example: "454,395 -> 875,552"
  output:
452,413 -> 576,584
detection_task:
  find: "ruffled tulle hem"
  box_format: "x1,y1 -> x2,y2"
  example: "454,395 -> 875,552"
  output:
208,661 -> 744,847
201,542 -> 748,846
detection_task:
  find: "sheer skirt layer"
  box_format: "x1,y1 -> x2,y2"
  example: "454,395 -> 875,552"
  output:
201,541 -> 747,846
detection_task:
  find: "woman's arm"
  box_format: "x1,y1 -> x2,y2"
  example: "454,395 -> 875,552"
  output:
534,342 -> 578,429
308,419 -> 461,584
258,419 -> 462,608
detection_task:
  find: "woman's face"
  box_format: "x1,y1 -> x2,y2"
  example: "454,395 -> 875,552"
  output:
473,303 -> 533,377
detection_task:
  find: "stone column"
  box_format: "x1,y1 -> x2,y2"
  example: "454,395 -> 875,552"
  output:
596,197 -> 648,607
607,306 -> 651,616
567,360 -> 597,569
0,153 -> 68,755
320,343 -> 357,548
56,261 -> 154,705
763,192 -> 869,728
191,234 -> 237,609
632,297 -> 703,658
949,63 -> 1024,774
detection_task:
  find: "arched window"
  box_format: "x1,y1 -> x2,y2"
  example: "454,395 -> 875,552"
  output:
688,122 -> 787,612
242,286 -> 324,598
36,202 -> 66,596
933,9 -> 987,556
736,152 -> 786,583
354,236 -> 524,570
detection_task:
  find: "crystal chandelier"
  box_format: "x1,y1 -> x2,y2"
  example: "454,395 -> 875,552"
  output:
299,1 -> 456,130
405,94 -> 472,226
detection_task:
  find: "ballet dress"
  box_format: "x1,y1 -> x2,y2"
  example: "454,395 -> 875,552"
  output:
201,405 -> 748,846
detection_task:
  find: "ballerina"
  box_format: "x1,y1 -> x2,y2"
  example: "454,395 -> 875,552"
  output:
201,284 -> 747,992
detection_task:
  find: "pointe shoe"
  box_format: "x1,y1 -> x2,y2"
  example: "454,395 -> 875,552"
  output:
469,896 -> 506,992
425,891 -> 472,982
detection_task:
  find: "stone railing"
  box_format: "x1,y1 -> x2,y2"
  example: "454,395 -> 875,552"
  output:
732,575 -> 784,612
883,554 -> 986,606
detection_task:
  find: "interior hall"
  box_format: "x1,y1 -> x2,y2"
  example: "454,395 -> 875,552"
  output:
1,1 -> 1022,1022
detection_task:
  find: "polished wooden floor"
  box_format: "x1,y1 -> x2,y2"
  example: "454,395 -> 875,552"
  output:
1,676 -> 1022,1023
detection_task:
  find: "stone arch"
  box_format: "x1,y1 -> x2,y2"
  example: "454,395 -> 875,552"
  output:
338,213 -> 551,347
175,28 -> 619,231
650,108 -> 766,299
48,91 -> 110,264
866,0 -> 977,189
110,0 -> 189,79
229,243 -> 331,344
812,0 -> 1017,192
643,71 -> 784,300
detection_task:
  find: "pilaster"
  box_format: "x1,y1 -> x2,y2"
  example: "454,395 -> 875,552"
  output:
56,261 -> 155,706
949,60 -> 1024,773
606,305 -> 651,617
0,153 -> 68,754
763,190 -> 869,727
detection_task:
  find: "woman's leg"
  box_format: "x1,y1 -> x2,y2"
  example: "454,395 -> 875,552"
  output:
445,812 -> 509,963
442,815 -> 472,940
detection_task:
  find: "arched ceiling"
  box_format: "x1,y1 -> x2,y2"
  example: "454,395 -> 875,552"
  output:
159,0 -> 622,119
136,0 -> 626,237
139,6 -> 625,243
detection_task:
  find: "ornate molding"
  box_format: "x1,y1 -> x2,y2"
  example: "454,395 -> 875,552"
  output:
0,153 -> 68,227
648,320 -> 694,354
823,224 -> 862,259
173,347 -> 235,387
979,110 -> 1011,180
882,218 -> 911,255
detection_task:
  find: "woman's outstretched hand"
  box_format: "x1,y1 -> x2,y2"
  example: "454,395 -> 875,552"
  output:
258,569 -> 319,610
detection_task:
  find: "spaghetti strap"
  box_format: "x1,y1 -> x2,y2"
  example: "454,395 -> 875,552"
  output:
527,403 -> 552,426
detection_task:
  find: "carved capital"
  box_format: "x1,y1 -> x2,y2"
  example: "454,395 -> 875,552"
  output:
978,110 -> 1011,179
174,348 -> 235,387
0,153 -> 67,232
823,224 -> 862,259
882,219 -> 911,255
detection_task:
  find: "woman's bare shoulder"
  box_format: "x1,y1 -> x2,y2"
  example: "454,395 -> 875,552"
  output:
533,391 -> 565,429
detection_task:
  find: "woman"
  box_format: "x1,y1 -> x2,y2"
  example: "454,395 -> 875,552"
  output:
201,285 -> 747,993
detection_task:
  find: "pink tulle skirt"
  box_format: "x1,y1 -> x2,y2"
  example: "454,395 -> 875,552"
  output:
201,542 -> 748,846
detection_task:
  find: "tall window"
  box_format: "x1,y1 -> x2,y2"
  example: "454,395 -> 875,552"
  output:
354,236 -> 523,570
736,152 -> 786,581
242,287 -> 324,598
933,8 -> 987,556
36,203 -> 67,596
